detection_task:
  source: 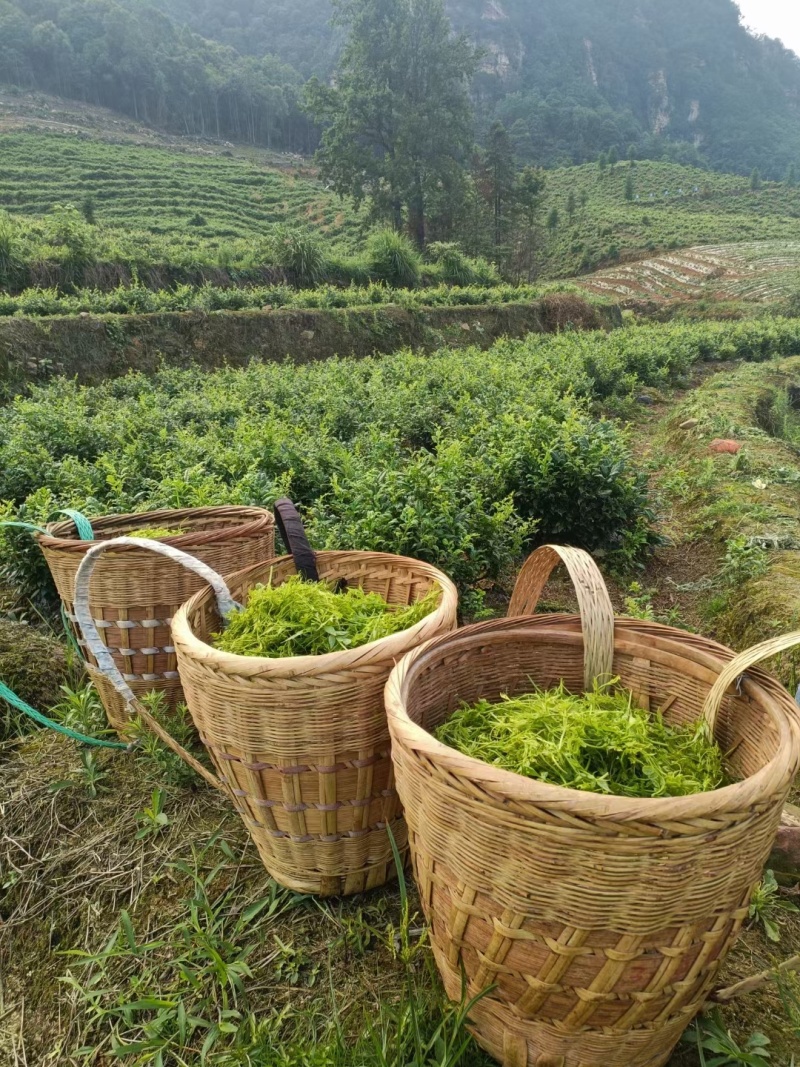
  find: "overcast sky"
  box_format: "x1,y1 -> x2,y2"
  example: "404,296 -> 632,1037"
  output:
737,1 -> 800,56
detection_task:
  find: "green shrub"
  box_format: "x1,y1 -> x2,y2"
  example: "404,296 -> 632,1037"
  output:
268,226 -> 329,286
366,229 -> 421,288
482,410 -> 657,559
427,242 -> 499,287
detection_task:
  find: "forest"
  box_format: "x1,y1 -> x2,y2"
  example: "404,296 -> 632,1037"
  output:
2,0 -> 800,173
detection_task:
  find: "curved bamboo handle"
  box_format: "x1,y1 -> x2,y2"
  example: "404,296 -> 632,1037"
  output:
73,537 -> 240,794
507,545 -> 615,692
702,630 -> 800,732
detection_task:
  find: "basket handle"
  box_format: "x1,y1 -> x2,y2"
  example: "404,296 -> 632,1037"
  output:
73,537 -> 240,794
702,630 -> 800,732
273,498 -> 319,582
507,545 -> 615,691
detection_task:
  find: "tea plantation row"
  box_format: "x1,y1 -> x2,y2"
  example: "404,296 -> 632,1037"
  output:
4,318 -> 799,612
0,280 -> 552,318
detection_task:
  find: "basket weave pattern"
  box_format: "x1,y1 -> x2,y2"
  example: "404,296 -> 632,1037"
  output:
386,548 -> 800,1067
39,507 -> 275,730
172,551 -> 458,896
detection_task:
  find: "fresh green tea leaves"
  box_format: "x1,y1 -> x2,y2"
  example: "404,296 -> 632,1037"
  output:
435,680 -> 727,799
214,576 -> 440,659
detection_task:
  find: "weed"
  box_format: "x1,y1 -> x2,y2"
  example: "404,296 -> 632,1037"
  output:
136,788 -> 171,840
128,692 -> 211,789
684,1013 -> 772,1066
748,871 -> 800,943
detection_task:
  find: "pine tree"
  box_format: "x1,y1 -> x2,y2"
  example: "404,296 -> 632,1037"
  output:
750,168 -> 762,191
624,172 -> 635,201
567,191 -> 576,219
598,152 -> 607,172
547,206 -> 559,230
786,163 -> 797,187
608,146 -> 619,166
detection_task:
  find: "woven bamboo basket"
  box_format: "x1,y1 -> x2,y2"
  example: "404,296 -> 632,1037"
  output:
39,507 -> 275,732
385,545 -> 800,1067
73,506 -> 458,897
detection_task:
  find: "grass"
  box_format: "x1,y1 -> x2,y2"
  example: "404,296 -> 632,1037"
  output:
214,578 -> 440,659
0,725 -> 493,1067
434,680 -> 727,798
646,356 -> 800,674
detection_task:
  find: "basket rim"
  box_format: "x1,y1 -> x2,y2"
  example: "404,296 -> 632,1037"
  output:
37,506 -> 274,552
171,550 -> 459,678
385,614 -> 800,823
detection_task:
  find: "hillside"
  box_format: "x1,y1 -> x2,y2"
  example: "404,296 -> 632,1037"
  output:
576,240 -> 800,306
0,128 -> 367,289
148,0 -> 800,174
4,123 -> 800,294
537,160 -> 800,278
2,0 -> 800,173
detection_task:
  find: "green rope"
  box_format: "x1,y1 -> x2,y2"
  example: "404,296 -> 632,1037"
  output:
57,509 -> 95,540
0,509 -> 95,541
0,509 -> 116,747
0,680 -> 129,750
0,521 -> 49,535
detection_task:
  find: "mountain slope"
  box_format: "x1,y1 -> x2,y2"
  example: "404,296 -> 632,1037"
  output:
148,0 -> 800,174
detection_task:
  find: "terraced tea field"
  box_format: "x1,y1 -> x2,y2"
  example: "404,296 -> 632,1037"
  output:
0,130 -> 364,255
576,240 -> 800,305
541,161 -> 800,278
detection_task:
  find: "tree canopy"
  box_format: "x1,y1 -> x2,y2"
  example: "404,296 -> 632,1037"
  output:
304,0 -> 479,246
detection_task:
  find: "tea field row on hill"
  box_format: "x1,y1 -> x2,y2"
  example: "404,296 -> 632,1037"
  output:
3,317 -> 800,615
0,280 -> 561,318
0,132 -> 363,248
539,161 -> 800,278
5,132 -> 800,293
578,240 -> 800,306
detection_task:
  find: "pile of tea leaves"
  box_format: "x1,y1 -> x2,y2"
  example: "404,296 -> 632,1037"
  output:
214,575 -> 440,658
127,527 -> 186,539
435,681 -> 727,798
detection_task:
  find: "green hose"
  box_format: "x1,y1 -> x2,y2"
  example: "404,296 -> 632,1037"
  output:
0,509 -> 127,749
0,680 -> 129,749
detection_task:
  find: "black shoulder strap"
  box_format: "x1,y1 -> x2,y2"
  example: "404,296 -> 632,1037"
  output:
273,499 -> 320,583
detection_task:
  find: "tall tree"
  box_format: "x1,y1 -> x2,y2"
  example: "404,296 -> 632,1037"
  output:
483,121 -> 516,252
304,0 -> 479,247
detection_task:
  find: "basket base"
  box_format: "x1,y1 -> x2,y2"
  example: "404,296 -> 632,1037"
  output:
246,817 -> 409,897
439,951 -> 691,1067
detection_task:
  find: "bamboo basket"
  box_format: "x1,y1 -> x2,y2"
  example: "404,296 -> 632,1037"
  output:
74,507 -> 458,896
40,507 -> 275,732
385,545 -> 800,1067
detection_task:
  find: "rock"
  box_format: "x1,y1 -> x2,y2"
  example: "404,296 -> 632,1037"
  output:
79,311 -> 90,318
261,305 -> 273,313
636,395 -> 655,406
769,805 -> 800,877
709,439 -> 741,455
301,330 -> 315,340
680,418 -> 699,430
460,323 -> 471,332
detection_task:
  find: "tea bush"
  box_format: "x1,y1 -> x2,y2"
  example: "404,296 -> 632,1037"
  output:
0,280 -> 559,317
4,316 -> 800,608
0,324 -> 697,607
